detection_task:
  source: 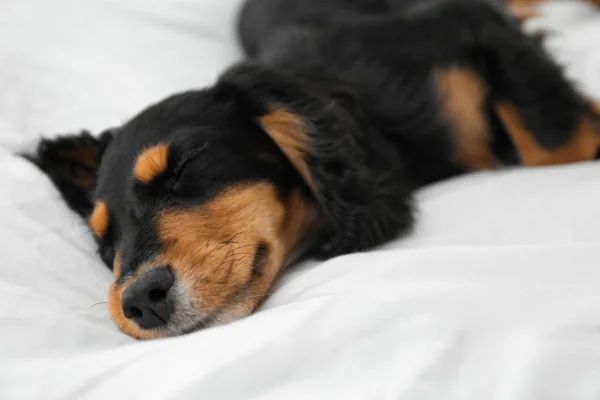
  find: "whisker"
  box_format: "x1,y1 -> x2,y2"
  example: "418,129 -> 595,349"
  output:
205,221 -> 229,248
89,301 -> 108,309
200,238 -> 230,265
235,291 -> 272,302
215,255 -> 249,275
226,252 -> 255,257
227,244 -> 255,254
223,231 -> 249,246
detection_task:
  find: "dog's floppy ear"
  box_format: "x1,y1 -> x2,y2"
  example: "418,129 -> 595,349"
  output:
24,129 -> 115,218
216,63 -> 414,258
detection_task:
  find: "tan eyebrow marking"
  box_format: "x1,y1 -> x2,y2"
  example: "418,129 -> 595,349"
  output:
88,200 -> 109,238
134,144 -> 169,184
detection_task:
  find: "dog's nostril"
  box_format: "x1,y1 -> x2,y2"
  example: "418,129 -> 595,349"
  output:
127,306 -> 143,319
148,287 -> 167,302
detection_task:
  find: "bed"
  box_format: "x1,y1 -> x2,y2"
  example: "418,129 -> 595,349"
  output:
1,0 -> 599,398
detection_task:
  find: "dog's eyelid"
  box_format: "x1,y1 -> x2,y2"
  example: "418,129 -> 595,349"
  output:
170,144 -> 207,192
174,145 -> 206,172
170,163 -> 188,193
128,205 -> 143,223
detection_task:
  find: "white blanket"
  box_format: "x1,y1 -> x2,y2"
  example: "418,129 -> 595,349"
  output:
1,1 -> 600,399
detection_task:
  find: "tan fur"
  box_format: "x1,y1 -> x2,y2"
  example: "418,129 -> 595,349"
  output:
282,190 -> 319,254
259,110 -> 315,189
133,144 -> 169,184
437,67 -> 495,170
88,201 -> 109,238
113,251 -> 122,279
108,183 -> 317,339
496,102 -> 600,166
505,0 -> 539,22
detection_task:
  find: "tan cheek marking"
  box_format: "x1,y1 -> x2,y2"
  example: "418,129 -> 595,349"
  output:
216,190 -> 319,324
212,192 -> 318,326
259,110 -> 315,189
157,184 -> 285,310
133,144 -> 169,184
282,189 -> 319,255
496,102 -> 600,166
437,67 -> 495,170
158,184 -> 318,313
88,201 -> 109,238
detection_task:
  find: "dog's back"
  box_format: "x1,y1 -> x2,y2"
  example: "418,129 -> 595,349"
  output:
237,0 -> 508,57
237,0 -> 524,184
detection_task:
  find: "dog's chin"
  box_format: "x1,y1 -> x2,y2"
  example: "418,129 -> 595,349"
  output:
129,308 -> 255,339
110,277 -> 266,340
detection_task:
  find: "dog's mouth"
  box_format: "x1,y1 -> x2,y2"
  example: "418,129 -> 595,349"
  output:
107,240 -> 286,340
108,276 -> 272,339
139,280 -> 232,338
160,272 -> 273,338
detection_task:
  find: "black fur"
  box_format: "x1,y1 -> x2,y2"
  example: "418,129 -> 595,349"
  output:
25,130 -> 114,218
28,0 -> 600,267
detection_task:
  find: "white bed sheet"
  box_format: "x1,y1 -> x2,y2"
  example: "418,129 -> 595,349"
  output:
1,0 -> 600,399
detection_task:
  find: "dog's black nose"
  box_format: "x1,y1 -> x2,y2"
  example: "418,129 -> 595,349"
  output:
122,267 -> 175,329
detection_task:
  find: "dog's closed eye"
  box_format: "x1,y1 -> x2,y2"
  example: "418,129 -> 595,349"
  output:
170,144 -> 208,194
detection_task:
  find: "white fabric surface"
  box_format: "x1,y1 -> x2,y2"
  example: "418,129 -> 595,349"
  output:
1,0 -> 600,399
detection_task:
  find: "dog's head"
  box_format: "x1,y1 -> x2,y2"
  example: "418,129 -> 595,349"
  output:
28,63 -> 412,339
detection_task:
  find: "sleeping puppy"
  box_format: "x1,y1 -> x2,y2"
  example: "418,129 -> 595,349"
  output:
27,0 -> 600,339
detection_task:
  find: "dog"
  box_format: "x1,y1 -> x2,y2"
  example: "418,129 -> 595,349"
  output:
26,0 -> 600,339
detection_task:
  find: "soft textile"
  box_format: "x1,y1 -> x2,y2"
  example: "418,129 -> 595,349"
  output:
1,1 -> 599,399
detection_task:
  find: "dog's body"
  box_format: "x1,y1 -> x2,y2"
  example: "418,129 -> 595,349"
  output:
28,0 -> 600,339
239,0 -> 531,189
239,0 -> 509,58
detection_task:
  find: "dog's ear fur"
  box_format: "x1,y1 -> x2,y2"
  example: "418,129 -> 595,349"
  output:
216,63 -> 414,258
24,129 -> 114,218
